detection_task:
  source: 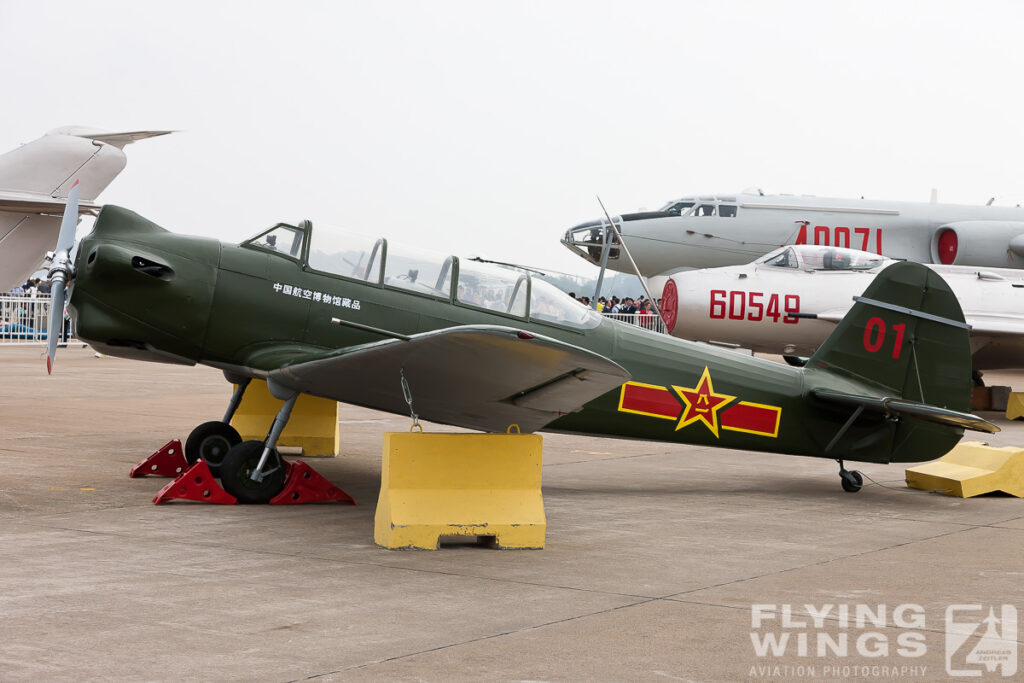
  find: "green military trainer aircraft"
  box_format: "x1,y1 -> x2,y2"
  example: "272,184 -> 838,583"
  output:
45,184 -> 997,502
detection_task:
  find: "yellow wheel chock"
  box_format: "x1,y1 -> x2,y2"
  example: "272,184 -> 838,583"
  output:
230,379 -> 340,457
374,431 -> 546,549
905,441 -> 1024,497
1006,392 -> 1024,421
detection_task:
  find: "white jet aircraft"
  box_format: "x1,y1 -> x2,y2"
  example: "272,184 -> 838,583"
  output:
562,191 -> 1024,284
661,244 -> 1024,372
0,126 -> 170,292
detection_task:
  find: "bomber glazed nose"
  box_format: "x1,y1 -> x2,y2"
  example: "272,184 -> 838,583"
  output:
561,218 -> 621,265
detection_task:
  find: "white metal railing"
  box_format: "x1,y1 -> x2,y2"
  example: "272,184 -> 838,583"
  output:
0,294 -> 75,345
602,311 -> 668,335
3,293 -> 669,344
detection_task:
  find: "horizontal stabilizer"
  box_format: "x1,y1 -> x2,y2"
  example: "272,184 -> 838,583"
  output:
0,191 -> 100,215
76,130 -> 174,149
44,126 -> 174,149
812,390 -> 998,433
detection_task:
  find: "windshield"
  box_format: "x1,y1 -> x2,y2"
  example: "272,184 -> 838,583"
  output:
529,278 -> 601,329
246,225 -> 305,259
759,247 -> 798,268
659,200 -> 695,215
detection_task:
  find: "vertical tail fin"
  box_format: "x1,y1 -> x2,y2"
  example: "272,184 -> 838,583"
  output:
808,261 -> 971,411
804,262 -> 995,463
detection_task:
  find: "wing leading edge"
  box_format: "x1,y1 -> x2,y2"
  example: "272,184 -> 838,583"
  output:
268,325 -> 631,433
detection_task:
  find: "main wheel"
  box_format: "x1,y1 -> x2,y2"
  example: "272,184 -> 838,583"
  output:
219,441 -> 287,504
185,421 -> 242,476
840,470 -> 863,493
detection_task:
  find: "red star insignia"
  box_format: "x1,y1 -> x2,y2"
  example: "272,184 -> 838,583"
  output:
672,367 -> 735,437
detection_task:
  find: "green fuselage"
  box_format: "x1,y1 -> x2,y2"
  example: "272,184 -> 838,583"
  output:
68,207 -> 962,465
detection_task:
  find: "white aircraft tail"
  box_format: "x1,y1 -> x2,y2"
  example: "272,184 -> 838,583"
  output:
0,127 -> 171,290
0,127 -> 171,202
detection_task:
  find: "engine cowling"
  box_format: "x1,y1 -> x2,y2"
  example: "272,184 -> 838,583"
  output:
930,221 -> 1024,267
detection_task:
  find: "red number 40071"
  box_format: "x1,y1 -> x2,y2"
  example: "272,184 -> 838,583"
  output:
709,290 -> 800,324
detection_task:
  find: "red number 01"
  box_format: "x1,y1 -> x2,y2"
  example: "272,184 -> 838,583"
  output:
863,316 -> 906,359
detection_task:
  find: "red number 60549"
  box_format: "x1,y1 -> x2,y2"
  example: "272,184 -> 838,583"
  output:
710,290 -> 800,324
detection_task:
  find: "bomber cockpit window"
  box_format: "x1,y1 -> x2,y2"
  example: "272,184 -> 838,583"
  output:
660,201 -> 696,215
456,259 -> 528,316
384,243 -> 453,299
692,204 -> 717,217
718,204 -> 738,217
247,225 -> 305,259
528,278 -> 601,329
760,247 -> 798,268
307,224 -> 383,282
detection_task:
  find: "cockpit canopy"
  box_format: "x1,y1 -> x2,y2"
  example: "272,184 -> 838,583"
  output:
757,244 -> 891,271
658,195 -> 738,217
242,221 -> 600,329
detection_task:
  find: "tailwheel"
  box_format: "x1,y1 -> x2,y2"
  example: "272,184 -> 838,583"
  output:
219,440 -> 287,504
837,460 -> 863,493
185,421 -> 242,476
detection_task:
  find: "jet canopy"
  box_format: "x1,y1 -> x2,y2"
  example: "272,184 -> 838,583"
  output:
242,221 -> 601,329
757,244 -> 891,271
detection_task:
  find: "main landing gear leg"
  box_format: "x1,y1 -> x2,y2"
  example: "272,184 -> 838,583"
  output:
183,376 -> 251,476
219,389 -> 296,504
837,460 -> 863,493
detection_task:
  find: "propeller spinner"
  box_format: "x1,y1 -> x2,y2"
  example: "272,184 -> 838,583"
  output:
45,178 -> 80,374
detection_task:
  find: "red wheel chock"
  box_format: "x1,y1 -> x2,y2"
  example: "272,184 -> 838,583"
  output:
130,439 -> 188,478
146,450 -> 355,506
270,461 -> 356,505
153,461 -> 238,505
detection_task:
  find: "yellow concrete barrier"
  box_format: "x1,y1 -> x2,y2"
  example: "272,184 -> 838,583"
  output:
374,432 -> 546,549
905,441 -> 1024,497
230,380 -> 339,457
1006,392 -> 1024,421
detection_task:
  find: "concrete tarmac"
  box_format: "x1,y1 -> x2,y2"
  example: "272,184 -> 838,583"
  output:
1,345 -> 1022,682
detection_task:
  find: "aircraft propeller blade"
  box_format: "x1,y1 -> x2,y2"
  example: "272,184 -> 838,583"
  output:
45,179 -> 81,374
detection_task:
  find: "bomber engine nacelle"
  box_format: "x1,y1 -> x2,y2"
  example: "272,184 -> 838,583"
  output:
931,220 -> 1024,267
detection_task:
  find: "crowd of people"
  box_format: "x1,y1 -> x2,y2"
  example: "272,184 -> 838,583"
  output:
6,278 -> 52,296
567,291 -> 664,330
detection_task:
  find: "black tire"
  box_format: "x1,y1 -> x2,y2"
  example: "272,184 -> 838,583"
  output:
840,470 -> 863,493
185,421 -> 242,476
219,441 -> 287,504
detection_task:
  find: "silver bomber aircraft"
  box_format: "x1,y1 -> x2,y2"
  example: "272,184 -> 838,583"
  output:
562,191 -> 1024,282
661,244 -> 1024,373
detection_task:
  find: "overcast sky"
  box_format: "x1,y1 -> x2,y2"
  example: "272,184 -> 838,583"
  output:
3,1 -> 1024,277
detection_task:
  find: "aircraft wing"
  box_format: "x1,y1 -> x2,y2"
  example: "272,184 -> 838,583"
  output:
0,191 -> 101,215
268,324 -> 631,433
963,315 -> 1024,337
